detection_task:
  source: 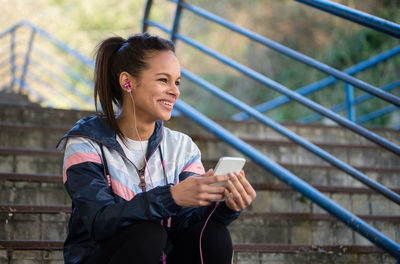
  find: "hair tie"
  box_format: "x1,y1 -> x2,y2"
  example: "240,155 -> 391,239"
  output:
118,40 -> 129,53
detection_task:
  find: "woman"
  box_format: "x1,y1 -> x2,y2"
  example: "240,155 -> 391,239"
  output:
58,33 -> 256,264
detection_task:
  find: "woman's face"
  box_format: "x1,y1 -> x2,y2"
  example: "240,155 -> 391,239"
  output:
131,50 -> 181,123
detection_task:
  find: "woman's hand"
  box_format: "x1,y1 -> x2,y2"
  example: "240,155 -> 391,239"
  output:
170,169 -> 228,207
224,170 -> 256,211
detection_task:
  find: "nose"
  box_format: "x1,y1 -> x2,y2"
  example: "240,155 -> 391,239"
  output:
168,83 -> 180,99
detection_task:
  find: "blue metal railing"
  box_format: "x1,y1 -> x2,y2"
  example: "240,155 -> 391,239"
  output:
145,19 -> 400,157
167,0 -> 400,107
174,99 -> 400,260
301,80 -> 400,124
295,0 -> 400,38
0,20 -> 93,109
233,45 -> 400,121
142,0 -> 400,260
180,67 -> 400,205
176,0 -> 399,128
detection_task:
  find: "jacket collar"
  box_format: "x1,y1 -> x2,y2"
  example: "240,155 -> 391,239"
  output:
57,115 -> 163,159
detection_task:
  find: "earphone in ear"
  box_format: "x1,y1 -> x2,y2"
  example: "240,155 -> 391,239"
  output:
124,81 -> 132,93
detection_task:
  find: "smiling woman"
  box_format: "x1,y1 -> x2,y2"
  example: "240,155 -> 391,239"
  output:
57,33 -> 256,264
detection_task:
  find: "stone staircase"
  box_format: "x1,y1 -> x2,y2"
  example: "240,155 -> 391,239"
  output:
0,102 -> 399,263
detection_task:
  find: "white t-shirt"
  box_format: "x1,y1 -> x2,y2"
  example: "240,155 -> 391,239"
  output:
117,135 -> 149,170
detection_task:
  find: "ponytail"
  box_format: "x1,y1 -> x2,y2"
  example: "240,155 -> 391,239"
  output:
94,37 -> 125,139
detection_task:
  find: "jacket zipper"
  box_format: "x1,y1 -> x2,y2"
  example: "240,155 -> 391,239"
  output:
138,167 -> 146,192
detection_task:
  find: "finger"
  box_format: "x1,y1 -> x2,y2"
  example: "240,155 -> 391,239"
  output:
229,172 -> 250,207
199,193 -> 224,202
203,185 -> 226,194
226,174 -> 246,209
224,189 -> 240,211
203,169 -> 214,177
237,172 -> 257,199
200,174 -> 228,185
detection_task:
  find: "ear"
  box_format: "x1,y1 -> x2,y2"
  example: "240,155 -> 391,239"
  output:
119,72 -> 136,93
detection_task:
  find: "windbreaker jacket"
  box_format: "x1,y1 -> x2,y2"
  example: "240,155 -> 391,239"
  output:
57,115 -> 240,263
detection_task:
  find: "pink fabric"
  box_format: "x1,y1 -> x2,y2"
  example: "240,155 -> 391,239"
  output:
110,177 -> 136,201
63,153 -> 102,183
181,162 -> 205,175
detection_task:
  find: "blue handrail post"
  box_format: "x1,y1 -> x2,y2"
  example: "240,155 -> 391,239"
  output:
9,30 -> 16,91
19,28 -> 36,92
142,0 -> 153,33
170,0 -> 184,44
345,83 -> 356,121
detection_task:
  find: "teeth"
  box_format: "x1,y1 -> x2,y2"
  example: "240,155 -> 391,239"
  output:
161,101 -> 173,106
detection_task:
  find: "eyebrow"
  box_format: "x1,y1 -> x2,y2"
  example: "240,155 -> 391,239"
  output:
155,73 -> 181,79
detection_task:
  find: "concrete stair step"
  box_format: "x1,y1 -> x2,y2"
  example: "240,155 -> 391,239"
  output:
1,172 -> 399,216
1,205 -> 398,245
232,244 -> 394,264
1,149 -> 398,189
194,136 -> 400,168
230,212 -> 399,246
0,241 -> 393,264
0,123 -> 68,149
167,117 -> 400,147
0,147 -> 63,175
1,103 -> 399,146
1,121 -> 399,154
0,104 -> 93,127
250,188 -> 400,216
203,160 -> 400,189
2,126 -> 399,172
0,173 -> 69,204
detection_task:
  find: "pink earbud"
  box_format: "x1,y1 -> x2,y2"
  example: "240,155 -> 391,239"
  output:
124,81 -> 131,92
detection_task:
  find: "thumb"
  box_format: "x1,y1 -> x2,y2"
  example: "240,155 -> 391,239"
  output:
204,169 -> 214,177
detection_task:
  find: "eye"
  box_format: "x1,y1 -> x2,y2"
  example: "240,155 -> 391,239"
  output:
158,78 -> 168,83
175,80 -> 181,86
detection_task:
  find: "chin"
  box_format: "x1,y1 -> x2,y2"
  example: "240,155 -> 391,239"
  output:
158,113 -> 172,121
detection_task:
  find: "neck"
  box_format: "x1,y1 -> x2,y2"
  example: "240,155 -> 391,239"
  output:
117,110 -> 155,141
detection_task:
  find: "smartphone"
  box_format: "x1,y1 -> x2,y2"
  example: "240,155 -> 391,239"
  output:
210,157 -> 246,187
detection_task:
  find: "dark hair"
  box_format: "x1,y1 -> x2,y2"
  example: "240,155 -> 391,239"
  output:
94,33 -> 175,139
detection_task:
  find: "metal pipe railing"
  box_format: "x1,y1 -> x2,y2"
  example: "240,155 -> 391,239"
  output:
17,20 -> 94,68
345,83 -> 356,121
301,80 -> 400,123
356,105 -> 399,125
19,29 -> 35,92
233,46 -> 400,120
174,98 -> 400,260
142,2 -> 400,258
141,0 -> 154,33
28,58 -> 92,104
33,46 -> 93,89
9,30 -> 16,90
295,0 -> 400,38
169,0 -> 400,107
170,0 -> 184,44
146,19 -> 400,157
181,67 -> 400,205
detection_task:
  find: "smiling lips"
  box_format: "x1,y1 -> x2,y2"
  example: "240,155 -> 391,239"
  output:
159,100 -> 174,109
